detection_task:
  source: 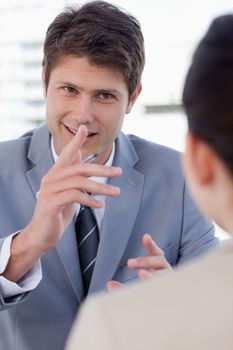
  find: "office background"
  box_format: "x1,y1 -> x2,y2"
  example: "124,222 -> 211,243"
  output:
0,0 -> 232,239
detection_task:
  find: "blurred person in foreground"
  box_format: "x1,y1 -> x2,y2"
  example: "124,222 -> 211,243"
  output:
66,14 -> 233,350
0,2 -> 217,349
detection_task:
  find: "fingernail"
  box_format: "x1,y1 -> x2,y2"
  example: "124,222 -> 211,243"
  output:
114,186 -> 120,194
128,258 -> 137,267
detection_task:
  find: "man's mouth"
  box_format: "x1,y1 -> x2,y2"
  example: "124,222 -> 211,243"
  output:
65,125 -> 97,138
66,125 -> 78,135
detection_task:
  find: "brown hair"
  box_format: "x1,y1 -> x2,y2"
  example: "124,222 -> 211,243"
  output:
183,14 -> 233,176
42,1 -> 145,99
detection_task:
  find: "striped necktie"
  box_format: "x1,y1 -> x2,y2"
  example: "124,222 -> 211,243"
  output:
75,206 -> 99,295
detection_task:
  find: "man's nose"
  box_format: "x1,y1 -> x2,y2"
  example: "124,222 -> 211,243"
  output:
73,96 -> 94,124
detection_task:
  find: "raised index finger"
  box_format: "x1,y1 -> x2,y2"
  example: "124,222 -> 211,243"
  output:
56,125 -> 88,167
143,233 -> 164,257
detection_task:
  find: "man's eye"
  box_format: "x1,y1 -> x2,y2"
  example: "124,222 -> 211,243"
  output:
99,92 -> 113,100
63,86 -> 76,94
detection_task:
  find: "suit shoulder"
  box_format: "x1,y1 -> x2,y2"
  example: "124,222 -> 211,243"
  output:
0,129 -> 38,176
128,134 -> 181,155
0,129 -> 34,157
127,134 -> 182,169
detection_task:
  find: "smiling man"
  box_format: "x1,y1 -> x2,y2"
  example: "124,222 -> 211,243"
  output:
0,2 -> 217,350
44,55 -> 137,164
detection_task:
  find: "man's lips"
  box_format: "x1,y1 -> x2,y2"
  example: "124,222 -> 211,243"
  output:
64,124 -> 97,137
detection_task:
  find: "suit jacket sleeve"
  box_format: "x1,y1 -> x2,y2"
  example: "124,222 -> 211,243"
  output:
0,236 -> 40,311
177,181 -> 217,264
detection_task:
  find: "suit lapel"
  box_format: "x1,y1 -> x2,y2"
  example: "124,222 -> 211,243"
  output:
89,133 -> 144,292
25,125 -> 84,302
26,125 -> 54,199
55,221 -> 84,302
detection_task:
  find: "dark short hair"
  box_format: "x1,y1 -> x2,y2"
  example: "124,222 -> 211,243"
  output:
183,14 -> 233,175
42,0 -> 145,99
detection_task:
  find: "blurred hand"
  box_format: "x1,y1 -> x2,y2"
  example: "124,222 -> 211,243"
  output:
106,280 -> 125,292
128,233 -> 172,279
106,233 -> 172,291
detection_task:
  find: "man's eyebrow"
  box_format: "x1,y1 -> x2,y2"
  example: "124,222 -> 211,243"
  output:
55,81 -> 77,88
93,89 -> 121,95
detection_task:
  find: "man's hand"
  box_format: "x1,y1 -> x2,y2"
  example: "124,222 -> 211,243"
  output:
128,233 -> 172,279
3,125 -> 122,282
106,233 -> 171,291
28,125 -> 121,252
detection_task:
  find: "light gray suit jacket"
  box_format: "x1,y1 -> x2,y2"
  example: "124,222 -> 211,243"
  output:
0,125 -> 217,350
67,240 -> 233,350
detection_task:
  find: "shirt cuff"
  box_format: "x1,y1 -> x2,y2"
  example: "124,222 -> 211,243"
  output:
0,233 -> 42,298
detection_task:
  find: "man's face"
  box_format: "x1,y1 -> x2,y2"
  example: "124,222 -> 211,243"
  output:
44,55 -> 138,164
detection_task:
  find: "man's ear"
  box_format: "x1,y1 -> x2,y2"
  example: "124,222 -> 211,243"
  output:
42,66 -> 47,98
184,132 -> 215,186
126,84 -> 142,114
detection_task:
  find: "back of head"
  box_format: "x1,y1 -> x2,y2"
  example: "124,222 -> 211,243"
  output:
183,14 -> 233,175
43,0 -> 145,99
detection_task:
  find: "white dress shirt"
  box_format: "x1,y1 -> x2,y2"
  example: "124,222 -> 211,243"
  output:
0,137 -> 115,298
